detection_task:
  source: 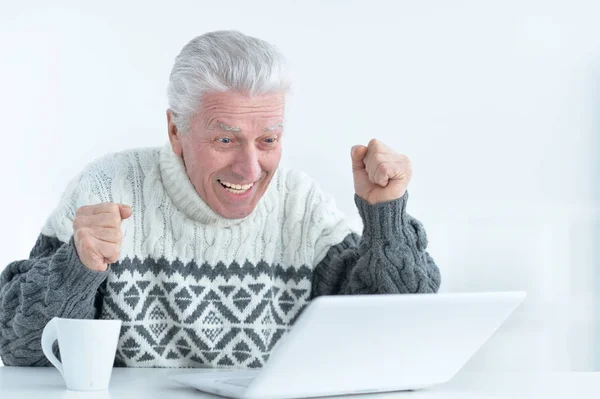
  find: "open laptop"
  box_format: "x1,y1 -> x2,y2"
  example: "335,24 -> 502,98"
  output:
169,291 -> 526,399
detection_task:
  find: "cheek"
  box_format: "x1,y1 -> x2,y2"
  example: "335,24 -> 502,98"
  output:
183,144 -> 224,181
261,148 -> 282,171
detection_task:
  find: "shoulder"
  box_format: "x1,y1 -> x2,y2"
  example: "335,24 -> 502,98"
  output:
276,167 -> 319,194
79,147 -> 160,181
63,147 -> 160,197
275,167 -> 341,218
275,167 -> 323,205
274,168 -> 354,265
42,147 -> 161,240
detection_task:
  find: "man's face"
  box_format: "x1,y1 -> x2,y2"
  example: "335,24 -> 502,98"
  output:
168,91 -> 285,219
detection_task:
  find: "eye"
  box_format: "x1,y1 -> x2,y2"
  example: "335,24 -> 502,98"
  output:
264,137 -> 277,144
218,137 -> 231,144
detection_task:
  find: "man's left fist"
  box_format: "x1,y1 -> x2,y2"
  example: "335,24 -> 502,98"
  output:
351,139 -> 412,205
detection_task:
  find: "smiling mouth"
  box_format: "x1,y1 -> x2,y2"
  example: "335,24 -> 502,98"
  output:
218,179 -> 254,194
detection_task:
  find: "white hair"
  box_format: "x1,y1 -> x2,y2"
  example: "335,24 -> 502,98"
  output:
167,30 -> 291,134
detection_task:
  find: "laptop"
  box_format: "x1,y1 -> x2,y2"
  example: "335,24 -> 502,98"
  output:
169,291 -> 526,399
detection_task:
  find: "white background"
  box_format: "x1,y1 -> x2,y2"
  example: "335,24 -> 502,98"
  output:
0,1 -> 598,370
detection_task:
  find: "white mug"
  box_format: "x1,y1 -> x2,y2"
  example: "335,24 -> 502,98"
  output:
41,317 -> 122,391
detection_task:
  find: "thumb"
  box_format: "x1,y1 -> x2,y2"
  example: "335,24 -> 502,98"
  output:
119,204 -> 132,220
89,253 -> 108,272
351,145 -> 368,171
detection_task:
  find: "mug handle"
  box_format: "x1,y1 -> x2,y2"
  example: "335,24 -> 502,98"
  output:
41,317 -> 64,377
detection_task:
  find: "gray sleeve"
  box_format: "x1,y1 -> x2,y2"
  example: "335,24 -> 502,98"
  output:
0,234 -> 109,366
311,193 -> 441,297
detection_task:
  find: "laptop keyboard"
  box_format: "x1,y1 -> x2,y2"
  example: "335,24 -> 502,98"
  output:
220,377 -> 255,388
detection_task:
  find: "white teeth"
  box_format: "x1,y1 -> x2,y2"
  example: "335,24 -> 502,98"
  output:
220,180 -> 253,190
225,187 -> 246,194
219,180 -> 253,194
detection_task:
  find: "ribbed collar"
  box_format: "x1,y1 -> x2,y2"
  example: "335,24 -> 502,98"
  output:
159,143 -> 277,227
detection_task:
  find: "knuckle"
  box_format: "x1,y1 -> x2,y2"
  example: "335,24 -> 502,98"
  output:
91,203 -> 106,213
80,237 -> 95,253
108,203 -> 120,214
374,153 -> 385,164
109,246 -> 121,262
74,227 -> 88,241
366,166 -> 375,178
104,214 -> 119,226
112,214 -> 122,225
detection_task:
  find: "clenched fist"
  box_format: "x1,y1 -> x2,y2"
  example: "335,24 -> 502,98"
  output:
351,139 -> 413,205
73,203 -> 132,272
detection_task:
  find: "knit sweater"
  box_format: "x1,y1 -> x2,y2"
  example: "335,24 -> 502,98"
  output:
0,144 -> 441,368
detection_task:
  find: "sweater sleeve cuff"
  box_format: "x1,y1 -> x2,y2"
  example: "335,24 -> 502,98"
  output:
354,192 -> 408,240
48,237 -> 109,294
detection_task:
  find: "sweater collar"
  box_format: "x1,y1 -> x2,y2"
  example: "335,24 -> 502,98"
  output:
159,143 -> 277,226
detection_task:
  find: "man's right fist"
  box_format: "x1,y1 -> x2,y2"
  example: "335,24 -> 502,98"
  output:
73,203 -> 132,272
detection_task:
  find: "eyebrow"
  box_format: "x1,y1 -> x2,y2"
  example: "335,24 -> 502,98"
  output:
216,121 -> 283,133
264,122 -> 284,132
217,122 -> 241,132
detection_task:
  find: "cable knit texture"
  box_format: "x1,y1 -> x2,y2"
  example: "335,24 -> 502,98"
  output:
0,144 -> 440,368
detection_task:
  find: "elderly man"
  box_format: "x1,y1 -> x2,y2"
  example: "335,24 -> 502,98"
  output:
0,31 -> 440,368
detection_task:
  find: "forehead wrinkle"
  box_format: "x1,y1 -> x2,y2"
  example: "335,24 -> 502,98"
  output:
202,100 -> 284,115
202,93 -> 284,108
212,107 -> 284,117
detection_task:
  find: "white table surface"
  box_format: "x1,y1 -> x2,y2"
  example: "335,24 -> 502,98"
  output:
1,367 -> 599,399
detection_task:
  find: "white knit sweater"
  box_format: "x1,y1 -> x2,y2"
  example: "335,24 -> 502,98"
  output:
41,144 -> 353,368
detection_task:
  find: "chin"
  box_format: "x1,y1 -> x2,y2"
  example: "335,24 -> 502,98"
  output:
219,210 -> 250,219
214,204 -> 255,219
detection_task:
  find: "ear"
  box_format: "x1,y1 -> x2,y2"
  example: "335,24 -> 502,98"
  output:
167,109 -> 183,156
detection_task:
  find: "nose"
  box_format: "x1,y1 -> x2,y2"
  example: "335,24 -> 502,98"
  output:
231,146 -> 262,182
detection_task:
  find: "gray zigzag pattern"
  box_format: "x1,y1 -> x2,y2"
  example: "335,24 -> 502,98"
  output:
112,256 -> 313,283
99,256 -> 311,368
